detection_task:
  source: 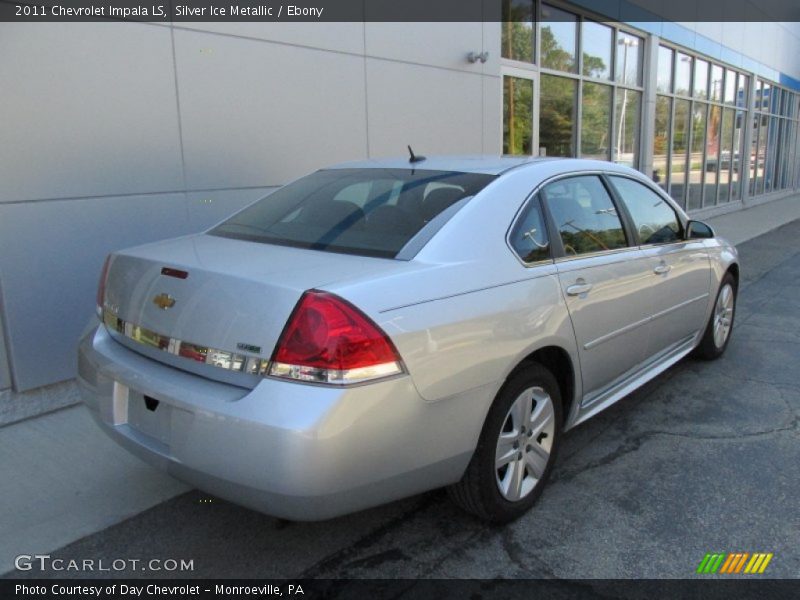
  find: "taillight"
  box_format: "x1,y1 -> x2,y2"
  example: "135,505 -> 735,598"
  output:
269,290 -> 404,385
96,255 -> 111,317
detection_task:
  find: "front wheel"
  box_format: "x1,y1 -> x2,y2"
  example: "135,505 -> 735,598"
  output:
694,272 -> 737,360
447,363 -> 562,523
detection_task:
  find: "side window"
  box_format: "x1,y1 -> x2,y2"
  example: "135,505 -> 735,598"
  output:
541,175 -> 627,256
608,176 -> 682,244
509,194 -> 551,263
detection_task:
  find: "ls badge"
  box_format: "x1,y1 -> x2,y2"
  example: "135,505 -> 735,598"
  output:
152,293 -> 176,310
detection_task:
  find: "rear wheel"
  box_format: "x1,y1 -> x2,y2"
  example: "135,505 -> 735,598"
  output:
448,363 -> 562,523
694,272 -> 737,360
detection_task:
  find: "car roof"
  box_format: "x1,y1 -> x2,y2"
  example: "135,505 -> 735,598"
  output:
324,155 -> 559,175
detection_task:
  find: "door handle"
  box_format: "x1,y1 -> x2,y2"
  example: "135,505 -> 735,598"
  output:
653,264 -> 672,275
566,281 -> 593,296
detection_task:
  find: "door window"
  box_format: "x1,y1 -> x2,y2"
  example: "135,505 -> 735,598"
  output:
541,175 -> 627,256
608,176 -> 682,244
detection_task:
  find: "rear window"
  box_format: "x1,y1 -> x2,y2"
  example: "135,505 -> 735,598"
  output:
210,168 -> 495,258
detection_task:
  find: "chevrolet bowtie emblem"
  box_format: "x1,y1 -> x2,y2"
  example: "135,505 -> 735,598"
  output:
153,293 -> 176,310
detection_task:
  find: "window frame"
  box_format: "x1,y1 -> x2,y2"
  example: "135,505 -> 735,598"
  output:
525,172 -> 636,261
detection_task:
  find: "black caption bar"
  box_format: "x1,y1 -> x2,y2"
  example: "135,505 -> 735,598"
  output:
1,0 -> 800,22
4,579 -> 800,600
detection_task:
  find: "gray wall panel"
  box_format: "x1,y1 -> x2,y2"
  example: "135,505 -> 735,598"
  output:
365,22 -> 485,73
174,29 -> 369,190
0,23 -> 184,203
185,187 -> 276,232
175,23 -> 365,55
0,194 -> 192,390
366,59 -> 485,157
0,292 -> 10,390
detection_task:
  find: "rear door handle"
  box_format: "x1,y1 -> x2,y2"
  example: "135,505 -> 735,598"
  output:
653,264 -> 672,275
566,281 -> 593,296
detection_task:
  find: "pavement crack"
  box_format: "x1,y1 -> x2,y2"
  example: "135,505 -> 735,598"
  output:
553,420 -> 798,484
297,493 -> 439,578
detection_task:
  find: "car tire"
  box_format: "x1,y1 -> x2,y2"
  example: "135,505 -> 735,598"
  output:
693,272 -> 737,360
447,362 -> 562,523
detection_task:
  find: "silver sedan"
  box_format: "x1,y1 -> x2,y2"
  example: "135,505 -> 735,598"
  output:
78,156 -> 738,522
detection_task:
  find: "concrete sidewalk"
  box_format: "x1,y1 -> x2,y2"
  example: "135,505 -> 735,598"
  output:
1,191 -> 799,577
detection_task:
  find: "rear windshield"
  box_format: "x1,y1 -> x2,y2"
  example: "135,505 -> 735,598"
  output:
209,168 -> 496,258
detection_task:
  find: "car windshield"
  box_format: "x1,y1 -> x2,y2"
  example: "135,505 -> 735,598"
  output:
210,168 -> 496,258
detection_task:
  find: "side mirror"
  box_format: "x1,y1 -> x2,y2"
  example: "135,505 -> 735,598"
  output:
686,220 -> 715,240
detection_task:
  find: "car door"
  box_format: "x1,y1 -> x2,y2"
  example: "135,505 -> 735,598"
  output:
606,175 -> 712,359
540,175 -> 653,401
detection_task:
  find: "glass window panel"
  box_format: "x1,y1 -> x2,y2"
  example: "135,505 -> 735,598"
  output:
760,81 -> 770,111
770,86 -> 781,115
503,76 -> 534,155
656,45 -> 673,93
671,98 -> 691,206
710,65 -> 724,102
724,69 -> 737,105
750,113 -> 761,195
756,114 -> 768,195
541,175 -> 627,255
736,74 -> 748,108
718,108 -> 735,203
608,176 -> 682,244
687,102 -> 707,210
540,74 -> 576,156
694,59 -> 709,99
613,88 -> 640,167
765,116 -> 779,192
581,82 -> 611,159
731,110 -> 745,200
615,32 -> 642,86
509,195 -> 551,263
675,53 -> 692,96
581,20 -> 612,79
653,96 -> 671,190
704,105 -> 722,207
778,118 -> 789,189
541,4 -> 577,73
501,0 -> 535,63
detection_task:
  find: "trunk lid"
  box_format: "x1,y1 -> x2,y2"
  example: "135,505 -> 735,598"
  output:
102,234 -> 414,386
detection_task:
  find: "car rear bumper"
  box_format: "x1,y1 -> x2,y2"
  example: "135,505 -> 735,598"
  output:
77,320 -> 483,520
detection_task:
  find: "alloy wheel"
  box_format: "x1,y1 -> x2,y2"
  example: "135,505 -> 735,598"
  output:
713,283 -> 734,349
495,386 -> 555,501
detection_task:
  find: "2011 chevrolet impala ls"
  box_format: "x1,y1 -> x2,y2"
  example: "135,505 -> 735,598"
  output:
78,156 -> 738,522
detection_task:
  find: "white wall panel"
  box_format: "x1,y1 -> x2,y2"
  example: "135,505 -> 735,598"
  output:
174,29 -> 368,190
0,23 -> 184,203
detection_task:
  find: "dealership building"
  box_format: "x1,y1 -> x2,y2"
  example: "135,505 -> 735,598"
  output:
1,4 -> 799,414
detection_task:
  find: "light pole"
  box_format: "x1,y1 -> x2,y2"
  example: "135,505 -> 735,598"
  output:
616,36 -> 638,165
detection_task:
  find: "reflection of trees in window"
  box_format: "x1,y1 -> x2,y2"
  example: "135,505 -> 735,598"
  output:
583,54 -> 607,78
581,83 -> 610,159
501,0 -> 534,63
540,74 -> 575,156
540,11 -> 576,72
503,76 -> 533,155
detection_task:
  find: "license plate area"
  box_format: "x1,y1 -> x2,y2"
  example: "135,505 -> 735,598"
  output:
119,384 -> 172,447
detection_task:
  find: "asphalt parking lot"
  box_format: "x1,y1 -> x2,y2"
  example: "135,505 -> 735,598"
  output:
9,219 -> 800,580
